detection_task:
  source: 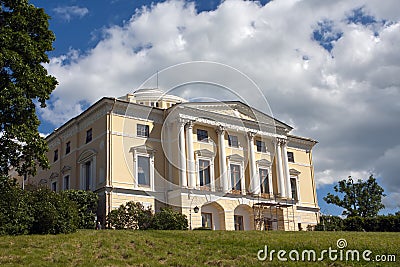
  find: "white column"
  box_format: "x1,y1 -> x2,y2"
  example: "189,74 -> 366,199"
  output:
186,121 -> 196,189
282,140 -> 292,199
276,140 -> 286,198
178,120 -> 187,188
216,126 -> 228,193
166,124 -> 173,184
248,132 -> 259,194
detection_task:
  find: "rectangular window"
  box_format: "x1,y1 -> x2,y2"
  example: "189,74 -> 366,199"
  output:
51,181 -> 57,192
137,156 -> 150,186
287,152 -> 295,163
137,124 -> 149,137
290,177 -> 298,200
201,213 -> 212,229
65,141 -> 71,154
228,135 -> 238,148
199,160 -> 211,187
234,215 -> 244,231
197,129 -> 208,142
86,128 -> 92,143
230,164 -> 241,191
259,168 -> 270,194
85,161 -> 91,191
256,140 -> 266,152
63,175 -> 70,190
53,149 -> 58,162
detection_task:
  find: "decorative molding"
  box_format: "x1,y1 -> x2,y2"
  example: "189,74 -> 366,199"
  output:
256,159 -> 272,167
49,172 -> 59,180
130,145 -> 156,155
289,168 -> 301,176
195,149 -> 215,158
61,165 -> 72,174
227,153 -> 244,162
78,149 -> 97,163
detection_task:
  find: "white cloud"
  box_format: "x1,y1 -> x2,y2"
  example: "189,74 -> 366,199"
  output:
43,0 -> 400,206
53,6 -> 89,22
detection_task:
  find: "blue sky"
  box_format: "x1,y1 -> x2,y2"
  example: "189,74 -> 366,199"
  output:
29,0 -> 400,216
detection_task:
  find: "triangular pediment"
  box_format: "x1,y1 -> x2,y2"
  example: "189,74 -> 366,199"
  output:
178,101 -> 292,133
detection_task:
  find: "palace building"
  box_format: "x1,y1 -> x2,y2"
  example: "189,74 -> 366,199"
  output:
29,88 -> 319,230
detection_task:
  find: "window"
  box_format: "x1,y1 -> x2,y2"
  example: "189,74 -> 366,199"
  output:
259,168 -> 270,194
290,177 -> 298,200
137,156 -> 150,186
256,140 -> 266,152
228,135 -> 238,147
155,102 -> 160,108
197,129 -> 208,142
86,128 -> 92,143
84,161 -> 91,190
234,215 -> 244,231
53,149 -> 58,162
199,160 -> 211,186
65,141 -> 71,154
63,175 -> 70,190
150,102 -> 155,107
287,152 -> 295,163
201,213 -> 212,229
51,181 -> 57,192
230,164 -> 241,191
137,124 -> 149,137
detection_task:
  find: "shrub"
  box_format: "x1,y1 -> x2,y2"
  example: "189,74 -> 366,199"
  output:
0,176 -> 33,235
107,201 -> 152,230
150,207 -> 188,230
28,187 -> 79,234
61,190 -> 98,229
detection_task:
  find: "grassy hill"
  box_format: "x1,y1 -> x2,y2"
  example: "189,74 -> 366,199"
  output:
0,230 -> 398,266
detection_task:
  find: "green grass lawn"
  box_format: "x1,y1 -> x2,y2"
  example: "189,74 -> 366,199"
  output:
0,230 -> 398,266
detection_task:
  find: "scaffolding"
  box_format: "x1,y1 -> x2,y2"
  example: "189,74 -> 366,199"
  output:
253,195 -> 296,231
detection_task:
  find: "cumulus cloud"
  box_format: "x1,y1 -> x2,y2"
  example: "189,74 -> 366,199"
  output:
43,0 -> 400,206
53,6 -> 89,22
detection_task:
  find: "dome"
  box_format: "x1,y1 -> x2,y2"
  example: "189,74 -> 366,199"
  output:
119,88 -> 187,109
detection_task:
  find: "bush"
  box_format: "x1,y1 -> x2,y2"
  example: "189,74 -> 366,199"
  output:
28,187 -> 79,234
150,207 -> 188,230
107,201 -> 152,230
107,203 -> 188,230
0,176 -> 33,235
61,190 -> 98,229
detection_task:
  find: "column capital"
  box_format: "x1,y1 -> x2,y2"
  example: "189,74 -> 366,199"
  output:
185,120 -> 194,129
247,131 -> 257,139
274,138 -> 287,146
215,125 -> 225,135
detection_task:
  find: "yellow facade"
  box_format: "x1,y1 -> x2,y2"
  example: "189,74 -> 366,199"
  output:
30,89 -> 319,230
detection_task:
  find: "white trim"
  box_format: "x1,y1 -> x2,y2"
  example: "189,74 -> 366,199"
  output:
195,155 -> 215,192
133,152 -> 155,191
227,159 -> 245,195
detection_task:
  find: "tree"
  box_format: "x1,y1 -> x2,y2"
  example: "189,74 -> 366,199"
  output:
0,0 -> 57,176
324,175 -> 385,217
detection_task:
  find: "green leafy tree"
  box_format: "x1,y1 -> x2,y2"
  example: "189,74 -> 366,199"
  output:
324,175 -> 385,217
0,0 -> 57,176
61,190 -> 98,229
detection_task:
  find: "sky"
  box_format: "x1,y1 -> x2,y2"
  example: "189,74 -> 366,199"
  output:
29,0 -> 400,216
